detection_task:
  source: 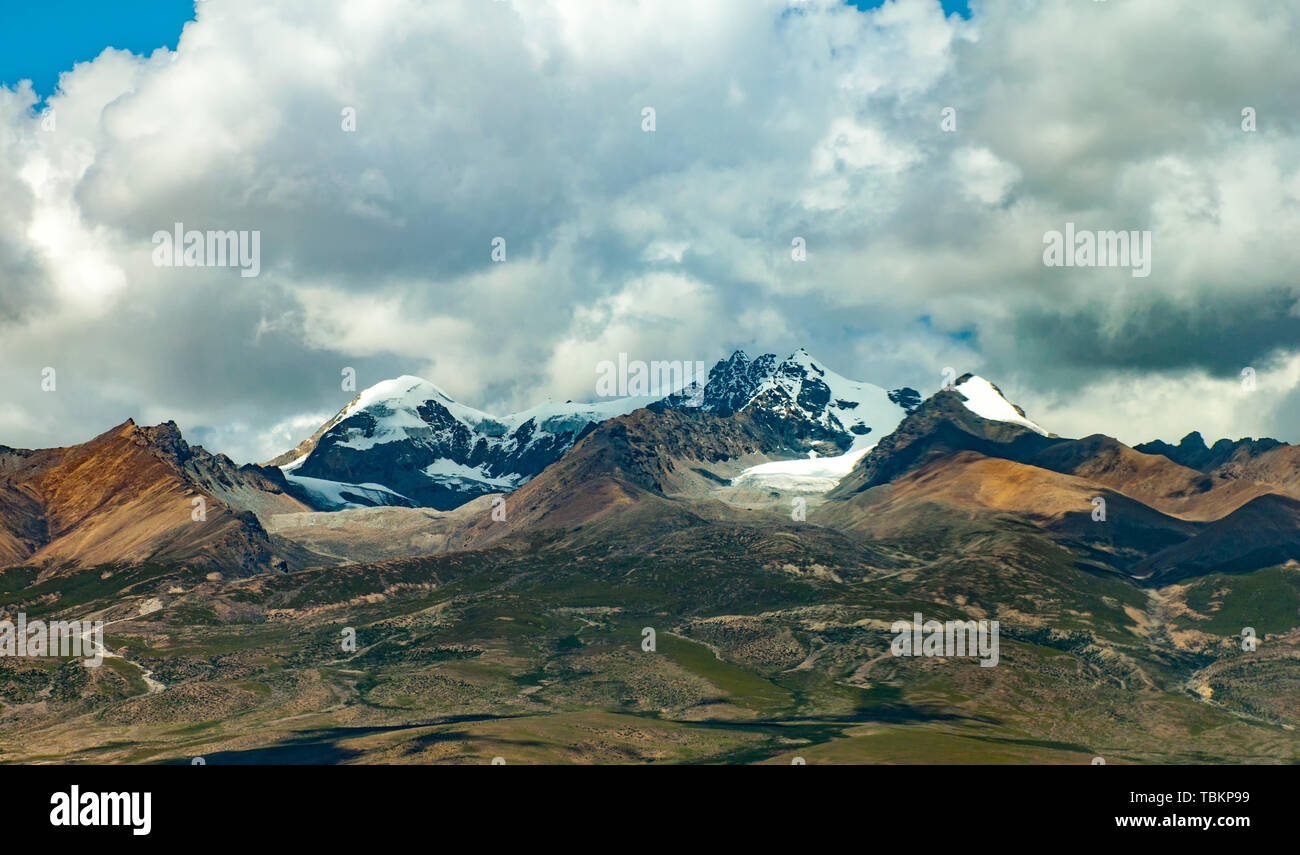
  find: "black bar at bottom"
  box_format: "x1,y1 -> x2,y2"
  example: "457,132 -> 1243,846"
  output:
4,763 -> 1281,843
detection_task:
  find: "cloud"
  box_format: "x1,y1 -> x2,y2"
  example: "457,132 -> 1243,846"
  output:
1,0 -> 1299,461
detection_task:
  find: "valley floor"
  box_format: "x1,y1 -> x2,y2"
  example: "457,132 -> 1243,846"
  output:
3,520 -> 1299,764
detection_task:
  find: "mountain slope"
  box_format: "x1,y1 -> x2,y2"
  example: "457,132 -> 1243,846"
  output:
828,375 -> 1056,499
456,405 -> 798,548
1136,493 -> 1300,580
0,421 -> 308,575
1023,433 -> 1278,522
817,450 -> 1198,574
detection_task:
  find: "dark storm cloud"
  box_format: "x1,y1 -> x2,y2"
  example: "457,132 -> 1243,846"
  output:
1013,288 -> 1300,379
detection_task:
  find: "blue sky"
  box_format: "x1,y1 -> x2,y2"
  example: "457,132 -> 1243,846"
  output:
1,0 -> 195,97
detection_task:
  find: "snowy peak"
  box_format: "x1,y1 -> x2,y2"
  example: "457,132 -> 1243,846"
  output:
349,374 -> 460,413
663,348 -> 921,496
950,374 -> 1048,436
273,374 -> 653,511
661,348 -> 918,454
670,350 -> 779,416
757,350 -> 898,447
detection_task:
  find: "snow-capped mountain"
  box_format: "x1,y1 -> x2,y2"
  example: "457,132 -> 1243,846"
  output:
269,354 -> 1046,513
654,348 -> 922,493
659,348 -> 919,451
657,352 -> 1051,494
275,376 -> 655,510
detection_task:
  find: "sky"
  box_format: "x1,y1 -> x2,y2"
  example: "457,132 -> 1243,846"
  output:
1,0 -> 1299,463
0,0 -> 196,98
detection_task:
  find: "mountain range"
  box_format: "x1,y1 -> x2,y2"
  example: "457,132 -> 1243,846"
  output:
3,349 -> 1298,581
5,349 -> 1300,764
269,348 -> 922,514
